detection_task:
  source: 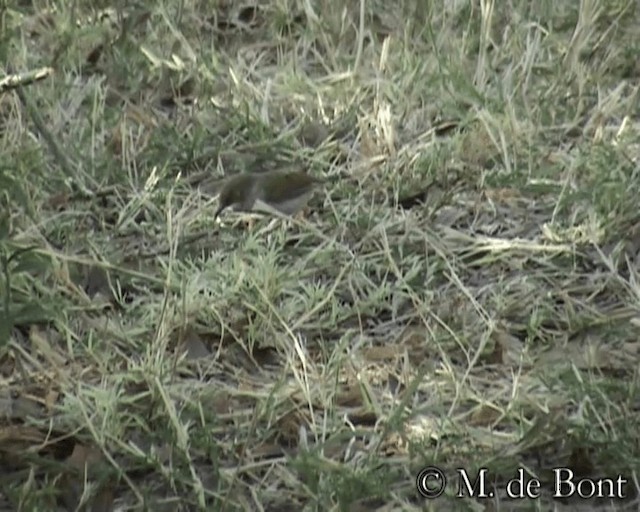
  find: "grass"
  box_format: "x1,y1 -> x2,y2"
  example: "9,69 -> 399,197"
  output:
1,0 -> 640,510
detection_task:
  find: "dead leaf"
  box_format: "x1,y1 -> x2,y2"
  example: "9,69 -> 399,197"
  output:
298,121 -> 329,148
361,345 -> 399,361
45,192 -> 70,210
45,389 -> 59,412
0,424 -> 47,445
251,443 -> 286,459
275,410 -> 311,447
0,389 -> 15,417
59,444 -> 114,512
324,437 -> 366,460
66,442 -> 104,473
359,120 -> 379,159
482,339 -> 504,365
433,119 -> 461,137
387,374 -> 402,394
0,351 -> 15,378
209,392 -> 233,415
469,404 -> 501,426
335,384 -> 362,407
180,330 -> 210,360
30,326 -> 66,367
86,43 -> 104,66
349,498 -> 388,512
397,189 -> 430,209
567,445 -> 595,477
160,76 -> 198,107
379,431 -> 406,456
84,266 -> 112,299
0,391 -> 45,420
91,483 -> 116,512
251,346 -> 279,366
345,409 -> 377,426
395,324 -> 426,346
460,123 -> 500,169
623,340 -> 640,356
493,328 -> 528,365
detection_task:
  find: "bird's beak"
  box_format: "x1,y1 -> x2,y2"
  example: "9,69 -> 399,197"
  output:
214,206 -> 223,219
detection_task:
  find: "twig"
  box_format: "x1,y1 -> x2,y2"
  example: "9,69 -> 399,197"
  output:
0,67 -> 54,94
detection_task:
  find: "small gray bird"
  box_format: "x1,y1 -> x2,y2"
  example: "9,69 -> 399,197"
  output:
214,169 -> 324,219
